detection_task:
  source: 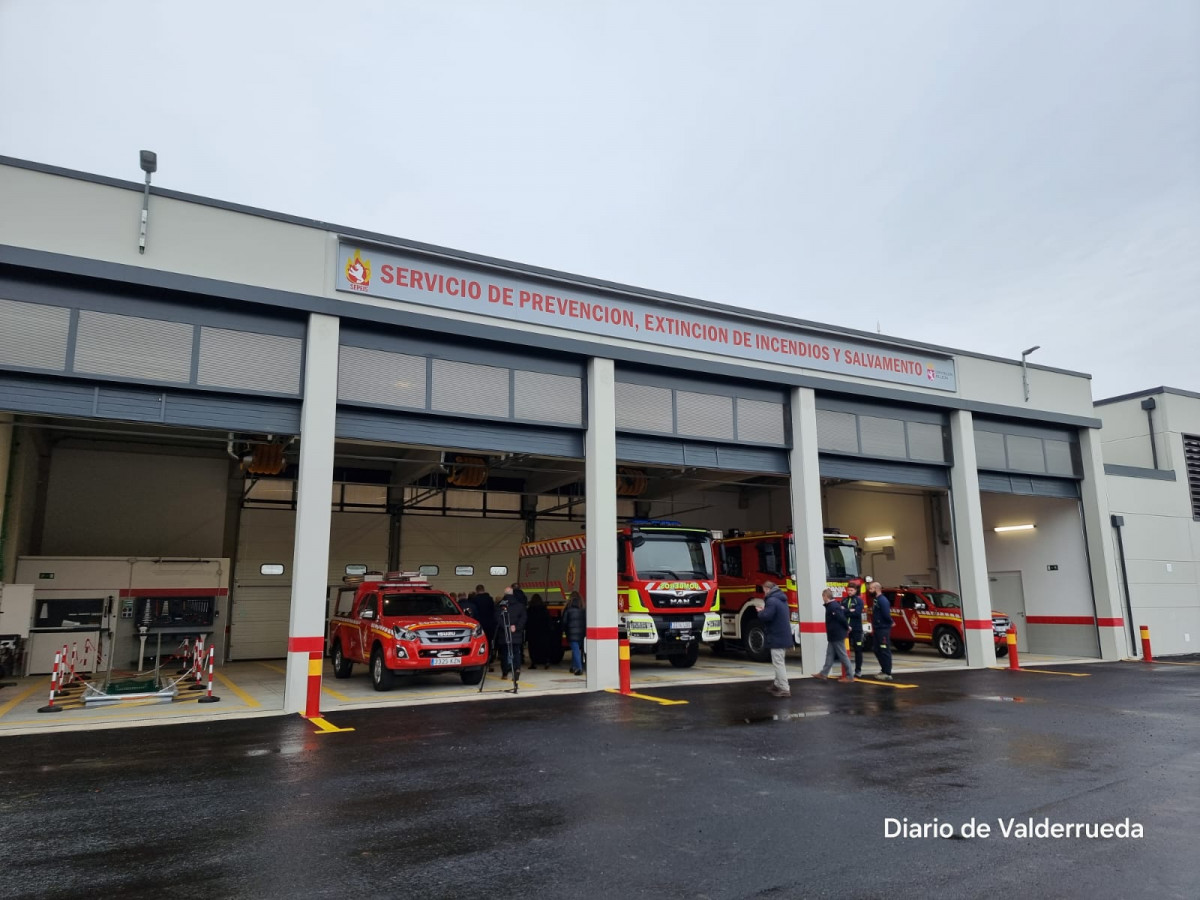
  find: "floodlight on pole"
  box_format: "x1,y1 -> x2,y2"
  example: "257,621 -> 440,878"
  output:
1021,345 -> 1040,403
138,150 -> 157,254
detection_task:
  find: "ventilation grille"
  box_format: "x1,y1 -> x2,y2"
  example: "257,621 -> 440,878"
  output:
198,327 -> 302,394
1185,434 -> 1200,518
0,297 -> 70,371
338,346 -> 427,409
859,415 -> 906,458
1006,434 -> 1047,473
431,359 -> 509,416
906,422 -> 946,462
513,370 -> 582,424
676,390 -> 733,440
974,430 -> 1007,469
74,310 -> 192,383
737,398 -> 785,444
615,383 -> 673,433
816,409 -> 858,453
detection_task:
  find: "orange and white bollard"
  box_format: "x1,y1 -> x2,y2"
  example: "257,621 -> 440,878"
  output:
38,652 -> 65,713
197,647 -> 220,704
305,651 -> 323,717
1139,625 -> 1153,663
1006,626 -> 1020,670
618,629 -> 631,695
841,636 -> 850,679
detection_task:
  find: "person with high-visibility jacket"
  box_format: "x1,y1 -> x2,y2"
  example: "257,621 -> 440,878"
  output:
844,584 -> 865,679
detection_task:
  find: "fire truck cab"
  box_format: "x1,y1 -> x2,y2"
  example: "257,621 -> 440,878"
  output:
714,529 -> 864,661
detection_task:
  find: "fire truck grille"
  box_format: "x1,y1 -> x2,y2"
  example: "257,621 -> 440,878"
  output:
416,628 -> 473,644
647,591 -> 707,609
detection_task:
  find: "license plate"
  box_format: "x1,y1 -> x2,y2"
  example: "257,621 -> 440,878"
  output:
670,621 -> 692,630
430,657 -> 461,666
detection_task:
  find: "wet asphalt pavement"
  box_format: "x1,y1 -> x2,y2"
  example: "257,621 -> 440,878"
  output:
1,660 -> 1197,900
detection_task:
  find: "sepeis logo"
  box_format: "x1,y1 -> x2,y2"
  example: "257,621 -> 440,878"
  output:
345,250 -> 371,292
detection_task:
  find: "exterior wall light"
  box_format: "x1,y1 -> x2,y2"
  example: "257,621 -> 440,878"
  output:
864,534 -> 894,542
993,524 -> 1036,533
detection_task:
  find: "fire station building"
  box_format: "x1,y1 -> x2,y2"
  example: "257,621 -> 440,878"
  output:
0,156 -> 1171,721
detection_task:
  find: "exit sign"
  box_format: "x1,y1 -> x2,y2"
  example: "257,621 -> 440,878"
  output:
38,572 -> 55,580
1047,565 -> 1059,571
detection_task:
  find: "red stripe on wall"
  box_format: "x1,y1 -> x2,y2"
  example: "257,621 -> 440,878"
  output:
964,619 -> 993,630
119,587 -> 229,597
798,622 -> 825,634
1096,617 -> 1125,627
588,627 -> 619,640
288,636 -> 325,653
1026,616 -> 1095,626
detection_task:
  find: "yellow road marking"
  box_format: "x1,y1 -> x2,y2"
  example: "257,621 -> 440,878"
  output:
853,678 -> 919,689
0,683 -> 46,719
605,688 -> 688,705
992,667 -> 1091,677
256,662 -> 286,674
321,684 -> 352,701
214,671 -> 260,708
304,715 -> 355,733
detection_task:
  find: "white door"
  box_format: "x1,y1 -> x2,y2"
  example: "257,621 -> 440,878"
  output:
988,571 -> 1028,652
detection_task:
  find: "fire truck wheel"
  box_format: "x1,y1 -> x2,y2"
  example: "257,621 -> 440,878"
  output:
933,627 -> 964,659
460,666 -> 484,685
996,644 -> 1008,658
669,642 -> 700,668
371,646 -> 396,691
331,643 -> 353,679
893,641 -> 915,653
744,621 -> 770,663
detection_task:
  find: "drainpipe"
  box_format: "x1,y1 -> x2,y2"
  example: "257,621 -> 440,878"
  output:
1140,398 -> 1158,469
1110,514 -> 1137,656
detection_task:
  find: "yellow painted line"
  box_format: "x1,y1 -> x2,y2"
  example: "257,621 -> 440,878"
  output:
0,682 -> 46,719
256,662 -> 287,674
304,715 -> 355,734
604,688 -> 688,705
321,684 -> 352,701
214,670 -> 261,708
991,667 -> 1090,677
852,678 -> 919,689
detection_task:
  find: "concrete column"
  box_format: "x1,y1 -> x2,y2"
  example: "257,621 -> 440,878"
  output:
585,357 -> 618,690
789,387 -> 826,674
1078,426 -> 1127,659
283,313 -> 339,714
948,410 -> 996,667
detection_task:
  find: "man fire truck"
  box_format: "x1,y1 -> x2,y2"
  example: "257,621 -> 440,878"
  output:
714,529 -> 864,661
517,520 -> 721,668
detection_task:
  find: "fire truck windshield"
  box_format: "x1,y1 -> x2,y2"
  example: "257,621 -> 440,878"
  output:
381,593 -> 461,617
824,542 -> 861,580
631,534 -> 714,580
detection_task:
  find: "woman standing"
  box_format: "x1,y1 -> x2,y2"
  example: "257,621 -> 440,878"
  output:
561,592 -> 586,676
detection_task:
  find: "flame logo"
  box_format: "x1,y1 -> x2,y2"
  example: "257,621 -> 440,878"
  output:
565,558 -> 578,592
346,250 -> 371,286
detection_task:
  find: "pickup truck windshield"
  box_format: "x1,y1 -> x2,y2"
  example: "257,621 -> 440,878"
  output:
632,534 -> 714,580
381,593 -> 461,617
928,591 -> 962,609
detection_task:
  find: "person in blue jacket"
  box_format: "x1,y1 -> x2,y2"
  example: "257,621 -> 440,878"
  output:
869,581 -> 893,681
812,589 -> 854,682
844,584 -> 865,678
757,580 -> 793,697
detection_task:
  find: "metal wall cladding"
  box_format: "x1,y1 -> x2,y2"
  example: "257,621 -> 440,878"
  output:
431,359 -> 510,416
513,370 -> 582,425
816,408 -> 859,453
1043,439 -> 1075,476
676,390 -> 734,440
974,429 -> 1008,469
0,296 -> 70,370
615,382 -> 673,433
197,327 -> 302,395
73,310 -> 193,383
906,421 -> 946,462
1006,434 -> 1047,473
736,398 -> 786,445
858,415 -> 908,458
338,345 -> 427,409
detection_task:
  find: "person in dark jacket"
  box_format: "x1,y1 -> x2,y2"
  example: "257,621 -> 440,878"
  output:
844,584 -> 865,678
525,593 -> 555,669
812,588 -> 854,682
868,581 -> 893,681
561,591 -> 586,675
757,580 -> 793,697
471,584 -> 497,669
497,585 -> 528,679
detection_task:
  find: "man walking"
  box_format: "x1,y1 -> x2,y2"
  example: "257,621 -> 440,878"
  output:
868,581 -> 893,681
758,580 -> 793,697
844,583 -> 865,678
812,589 -> 854,682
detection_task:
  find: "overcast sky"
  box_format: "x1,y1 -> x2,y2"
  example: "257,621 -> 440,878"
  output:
1,1 -> 1196,401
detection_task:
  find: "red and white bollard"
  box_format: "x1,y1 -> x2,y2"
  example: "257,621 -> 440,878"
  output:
197,647 -> 220,704
38,652 -> 65,713
1006,626 -> 1020,670
618,628 -> 631,695
1139,625 -> 1153,663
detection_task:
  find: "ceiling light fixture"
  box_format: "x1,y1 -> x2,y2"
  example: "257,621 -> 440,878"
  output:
863,534 -> 894,542
994,524 -> 1036,533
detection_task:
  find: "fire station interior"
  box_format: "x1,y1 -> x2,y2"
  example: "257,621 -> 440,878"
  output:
0,408 -> 1098,733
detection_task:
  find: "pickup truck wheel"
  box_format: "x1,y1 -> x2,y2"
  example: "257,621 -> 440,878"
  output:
893,641 -> 915,653
995,645 -> 1009,658
460,666 -> 484,685
331,643 -> 353,679
744,620 -> 770,663
668,642 -> 700,668
933,627 -> 964,659
370,647 -> 396,691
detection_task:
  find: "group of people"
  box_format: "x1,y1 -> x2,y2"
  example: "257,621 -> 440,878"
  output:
457,584 -> 587,679
761,580 -> 895,698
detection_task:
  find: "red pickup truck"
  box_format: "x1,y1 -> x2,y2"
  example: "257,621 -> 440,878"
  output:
867,586 -> 1010,659
327,572 -> 489,690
